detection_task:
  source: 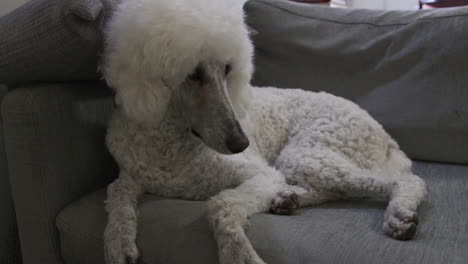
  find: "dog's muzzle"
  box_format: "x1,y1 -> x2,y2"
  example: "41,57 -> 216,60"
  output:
225,121 -> 250,154
226,136 -> 249,154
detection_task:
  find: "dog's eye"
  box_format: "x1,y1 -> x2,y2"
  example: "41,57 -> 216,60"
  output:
225,64 -> 231,76
188,66 -> 204,83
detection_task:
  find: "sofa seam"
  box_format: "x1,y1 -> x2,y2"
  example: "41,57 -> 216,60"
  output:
28,87 -> 65,258
250,0 -> 468,27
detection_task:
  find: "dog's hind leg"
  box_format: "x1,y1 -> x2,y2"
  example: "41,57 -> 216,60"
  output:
207,165 -> 287,264
275,143 -> 426,240
104,173 -> 144,264
382,173 -> 426,240
381,148 -> 426,240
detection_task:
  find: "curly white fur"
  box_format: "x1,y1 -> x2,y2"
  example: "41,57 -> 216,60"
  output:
102,1 -> 427,264
102,0 -> 252,124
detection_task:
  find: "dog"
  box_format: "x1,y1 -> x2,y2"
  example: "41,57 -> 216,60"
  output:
101,0 -> 427,263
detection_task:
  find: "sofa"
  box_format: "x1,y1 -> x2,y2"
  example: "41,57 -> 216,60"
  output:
0,85 -> 22,264
1,0 -> 467,263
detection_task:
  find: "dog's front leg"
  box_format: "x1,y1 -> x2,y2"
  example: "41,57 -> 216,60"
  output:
104,173 -> 143,264
207,167 -> 285,264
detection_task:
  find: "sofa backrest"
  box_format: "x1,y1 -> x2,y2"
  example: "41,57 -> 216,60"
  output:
0,0 -> 113,86
246,0 -> 468,164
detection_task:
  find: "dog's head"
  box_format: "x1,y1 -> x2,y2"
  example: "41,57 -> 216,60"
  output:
102,0 -> 253,154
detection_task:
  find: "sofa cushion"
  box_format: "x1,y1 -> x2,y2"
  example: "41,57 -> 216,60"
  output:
0,0 -> 114,85
246,0 -> 468,164
56,161 -> 468,264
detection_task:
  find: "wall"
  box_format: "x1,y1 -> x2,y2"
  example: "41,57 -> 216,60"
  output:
385,0 -> 419,10
0,0 -> 29,16
351,0 -> 419,10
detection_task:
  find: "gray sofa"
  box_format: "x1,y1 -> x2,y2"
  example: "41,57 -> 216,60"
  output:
1,0 -> 467,263
0,85 -> 22,264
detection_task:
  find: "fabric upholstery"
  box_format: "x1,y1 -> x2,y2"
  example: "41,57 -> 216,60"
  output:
0,84 -> 22,264
245,0 -> 468,164
56,161 -> 468,264
3,2 -> 467,264
2,83 -> 117,264
0,0 -> 114,85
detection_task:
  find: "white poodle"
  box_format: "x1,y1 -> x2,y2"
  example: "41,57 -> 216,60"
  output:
102,0 -> 427,263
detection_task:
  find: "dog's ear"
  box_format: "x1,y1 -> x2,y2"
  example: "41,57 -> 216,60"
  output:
114,79 -> 172,124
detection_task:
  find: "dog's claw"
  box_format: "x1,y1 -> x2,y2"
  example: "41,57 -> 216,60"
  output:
403,213 -> 418,225
392,223 -> 418,240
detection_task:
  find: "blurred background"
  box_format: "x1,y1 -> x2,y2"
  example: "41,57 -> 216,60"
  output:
0,0 -> 423,17
1,0 -> 29,16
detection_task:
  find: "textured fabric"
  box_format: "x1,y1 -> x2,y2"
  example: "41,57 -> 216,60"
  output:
2,83 -> 117,264
0,84 -> 22,264
245,0 -> 468,164
0,0 -> 114,85
57,161 -> 468,264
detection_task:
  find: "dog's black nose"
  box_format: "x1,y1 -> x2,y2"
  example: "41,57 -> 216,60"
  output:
226,136 -> 250,154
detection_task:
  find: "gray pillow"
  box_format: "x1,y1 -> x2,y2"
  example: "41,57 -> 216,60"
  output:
0,0 -> 113,85
245,0 -> 468,164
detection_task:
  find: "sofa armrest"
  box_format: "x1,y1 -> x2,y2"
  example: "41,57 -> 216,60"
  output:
0,84 -> 22,264
2,82 -> 117,264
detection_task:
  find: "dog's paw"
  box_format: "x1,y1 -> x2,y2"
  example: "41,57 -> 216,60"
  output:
270,190 -> 299,215
383,207 -> 419,241
104,233 -> 140,264
218,241 -> 266,264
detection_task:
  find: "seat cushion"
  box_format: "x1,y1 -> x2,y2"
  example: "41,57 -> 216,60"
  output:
246,0 -> 468,164
0,0 -> 114,85
56,161 -> 468,264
